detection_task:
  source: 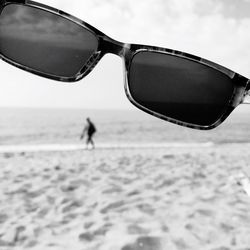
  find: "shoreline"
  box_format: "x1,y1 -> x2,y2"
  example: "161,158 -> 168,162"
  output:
0,142 -> 215,153
1,141 -> 250,153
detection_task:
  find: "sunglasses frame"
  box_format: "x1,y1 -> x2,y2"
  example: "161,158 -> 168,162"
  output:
0,0 -> 250,130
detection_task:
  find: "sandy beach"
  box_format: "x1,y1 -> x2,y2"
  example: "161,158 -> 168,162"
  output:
0,144 -> 250,250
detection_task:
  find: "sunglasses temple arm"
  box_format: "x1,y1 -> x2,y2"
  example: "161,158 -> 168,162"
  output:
242,80 -> 250,104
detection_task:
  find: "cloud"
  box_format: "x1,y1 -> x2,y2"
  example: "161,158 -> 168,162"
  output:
214,0 -> 250,19
1,0 -> 250,109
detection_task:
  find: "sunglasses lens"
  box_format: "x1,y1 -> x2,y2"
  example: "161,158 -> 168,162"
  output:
0,4 -> 98,78
128,51 -> 235,127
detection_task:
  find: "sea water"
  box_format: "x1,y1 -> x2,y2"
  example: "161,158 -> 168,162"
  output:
0,107 -> 249,149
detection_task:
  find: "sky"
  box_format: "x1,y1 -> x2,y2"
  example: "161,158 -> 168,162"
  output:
0,0 -> 250,110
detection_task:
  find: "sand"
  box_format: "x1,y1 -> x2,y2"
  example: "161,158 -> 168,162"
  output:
0,144 -> 250,250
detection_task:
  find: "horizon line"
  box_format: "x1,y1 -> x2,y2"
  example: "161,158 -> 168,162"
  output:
0,106 -> 135,111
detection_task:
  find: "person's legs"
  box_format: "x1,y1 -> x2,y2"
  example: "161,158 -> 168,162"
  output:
89,137 -> 95,149
86,134 -> 95,149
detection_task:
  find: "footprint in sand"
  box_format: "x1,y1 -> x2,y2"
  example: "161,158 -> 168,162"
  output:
121,237 -> 164,250
83,221 -> 94,229
127,224 -> 150,235
60,180 -> 86,192
195,209 -> 214,217
100,201 -> 125,214
127,190 -> 140,197
61,184 -> 78,192
119,157 -> 131,167
1,225 -> 28,245
79,223 -> 113,242
61,200 -> 83,213
37,207 -> 50,218
102,186 -> 123,195
137,203 -> 155,216
79,232 -> 94,242
3,153 -> 14,159
0,213 -> 8,224
91,177 -> 101,181
162,154 -> 175,159
54,165 -> 61,171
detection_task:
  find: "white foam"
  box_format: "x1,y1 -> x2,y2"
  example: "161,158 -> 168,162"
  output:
0,142 -> 214,153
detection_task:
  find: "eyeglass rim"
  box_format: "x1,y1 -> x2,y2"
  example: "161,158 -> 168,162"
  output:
0,0 -> 250,130
124,49 -> 249,130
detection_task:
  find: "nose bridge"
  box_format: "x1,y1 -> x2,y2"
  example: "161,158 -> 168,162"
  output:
101,36 -> 130,57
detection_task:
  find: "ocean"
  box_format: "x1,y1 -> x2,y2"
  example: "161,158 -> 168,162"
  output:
0,107 -> 250,147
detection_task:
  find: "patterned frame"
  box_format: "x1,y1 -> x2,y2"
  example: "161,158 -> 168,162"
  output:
0,0 -> 250,130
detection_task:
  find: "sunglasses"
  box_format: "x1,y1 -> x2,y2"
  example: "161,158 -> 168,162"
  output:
0,1 -> 249,130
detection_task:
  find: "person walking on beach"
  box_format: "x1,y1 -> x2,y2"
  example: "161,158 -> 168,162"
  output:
80,117 -> 97,149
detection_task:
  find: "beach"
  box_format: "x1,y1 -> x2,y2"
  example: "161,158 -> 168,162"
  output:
0,143 -> 250,250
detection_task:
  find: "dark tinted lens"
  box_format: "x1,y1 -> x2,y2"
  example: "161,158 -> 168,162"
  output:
0,4 -> 98,78
129,51 -> 234,126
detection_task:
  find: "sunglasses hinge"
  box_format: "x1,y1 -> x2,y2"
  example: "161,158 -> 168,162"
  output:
242,81 -> 250,104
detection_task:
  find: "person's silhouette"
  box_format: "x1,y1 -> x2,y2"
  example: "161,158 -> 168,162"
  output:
80,117 -> 96,149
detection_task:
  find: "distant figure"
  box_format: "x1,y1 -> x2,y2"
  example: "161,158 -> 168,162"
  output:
80,117 -> 97,149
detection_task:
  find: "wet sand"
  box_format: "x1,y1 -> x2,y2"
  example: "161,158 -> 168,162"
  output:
0,144 -> 250,250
